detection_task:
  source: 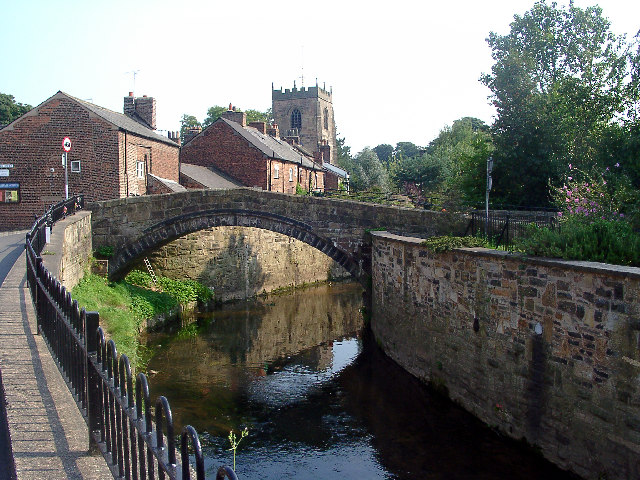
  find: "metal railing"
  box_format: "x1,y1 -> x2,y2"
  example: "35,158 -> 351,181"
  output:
465,209 -> 558,250
25,196 -> 238,480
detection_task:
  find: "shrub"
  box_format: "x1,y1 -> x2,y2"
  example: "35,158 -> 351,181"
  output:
422,235 -> 489,253
125,269 -> 152,288
517,217 -> 640,266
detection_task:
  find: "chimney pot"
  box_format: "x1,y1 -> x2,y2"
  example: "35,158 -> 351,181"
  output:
129,92 -> 133,96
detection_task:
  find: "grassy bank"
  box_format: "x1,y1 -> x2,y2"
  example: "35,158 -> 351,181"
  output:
71,270 -> 213,370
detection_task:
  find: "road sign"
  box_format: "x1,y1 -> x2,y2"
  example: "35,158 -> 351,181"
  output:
62,137 -> 72,152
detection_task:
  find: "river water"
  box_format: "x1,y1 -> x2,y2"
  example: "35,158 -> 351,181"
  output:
144,282 -> 578,480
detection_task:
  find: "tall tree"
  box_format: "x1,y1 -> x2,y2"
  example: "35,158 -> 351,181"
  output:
394,141 -> 421,160
179,114 -> 201,143
481,1 -> 631,206
0,93 -> 32,125
202,106 -> 227,128
373,144 -> 394,167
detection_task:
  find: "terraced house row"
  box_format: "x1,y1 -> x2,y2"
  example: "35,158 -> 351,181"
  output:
0,84 -> 348,231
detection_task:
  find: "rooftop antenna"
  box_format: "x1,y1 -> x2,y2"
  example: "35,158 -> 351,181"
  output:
125,69 -> 140,96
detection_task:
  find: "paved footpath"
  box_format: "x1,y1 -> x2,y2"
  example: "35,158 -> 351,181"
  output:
0,245 -> 111,478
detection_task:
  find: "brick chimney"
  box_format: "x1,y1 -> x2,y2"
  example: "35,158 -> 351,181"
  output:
124,92 -> 135,116
123,93 -> 157,130
135,95 -> 156,130
183,126 -> 202,144
221,105 -> 247,127
168,131 -> 180,144
249,121 -> 267,134
267,122 -> 280,138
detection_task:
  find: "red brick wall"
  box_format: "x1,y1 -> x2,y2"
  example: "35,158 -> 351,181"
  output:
180,121 -> 267,189
0,96 -> 121,231
0,94 -> 179,231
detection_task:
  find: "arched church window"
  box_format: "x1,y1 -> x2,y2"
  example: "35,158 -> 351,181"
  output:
291,109 -> 302,130
324,108 -> 329,130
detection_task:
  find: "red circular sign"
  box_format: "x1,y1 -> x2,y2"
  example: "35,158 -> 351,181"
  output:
62,137 -> 72,152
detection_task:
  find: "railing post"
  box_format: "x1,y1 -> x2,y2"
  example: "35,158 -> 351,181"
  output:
84,310 -> 102,454
35,256 -> 43,334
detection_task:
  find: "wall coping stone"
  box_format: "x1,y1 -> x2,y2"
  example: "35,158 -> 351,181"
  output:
371,230 -> 640,280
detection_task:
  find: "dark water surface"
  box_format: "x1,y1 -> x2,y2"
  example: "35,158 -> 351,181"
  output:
144,282 -> 578,480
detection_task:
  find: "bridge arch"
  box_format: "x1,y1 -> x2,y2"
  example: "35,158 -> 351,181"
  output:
110,208 -> 364,284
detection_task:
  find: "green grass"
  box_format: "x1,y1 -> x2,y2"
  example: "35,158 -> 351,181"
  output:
71,271 -> 212,370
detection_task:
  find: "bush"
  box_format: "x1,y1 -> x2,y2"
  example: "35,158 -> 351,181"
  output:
517,217 -> 640,266
125,269 -> 152,288
422,235 -> 489,253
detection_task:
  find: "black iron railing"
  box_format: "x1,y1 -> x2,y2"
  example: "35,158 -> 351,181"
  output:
25,196 -> 238,480
465,209 -> 558,250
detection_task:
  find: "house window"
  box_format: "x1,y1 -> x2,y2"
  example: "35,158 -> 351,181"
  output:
71,160 -> 81,173
136,161 -> 145,179
324,108 -> 329,130
274,164 -> 279,179
289,167 -> 293,182
291,109 -> 301,130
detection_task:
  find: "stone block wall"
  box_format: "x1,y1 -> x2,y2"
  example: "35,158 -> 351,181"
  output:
371,231 -> 640,480
42,211 -> 93,290
136,226 -> 349,302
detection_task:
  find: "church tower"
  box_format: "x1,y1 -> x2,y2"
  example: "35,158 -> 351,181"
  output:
272,82 -> 337,165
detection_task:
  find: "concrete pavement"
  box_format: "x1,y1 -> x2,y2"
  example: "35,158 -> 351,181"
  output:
0,231 -> 111,479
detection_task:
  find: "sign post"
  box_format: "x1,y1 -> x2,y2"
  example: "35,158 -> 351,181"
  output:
62,137 -> 71,200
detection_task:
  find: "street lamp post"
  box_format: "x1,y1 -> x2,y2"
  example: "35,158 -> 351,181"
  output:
485,156 -> 493,237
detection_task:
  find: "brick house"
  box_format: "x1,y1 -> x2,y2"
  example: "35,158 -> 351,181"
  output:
0,91 -> 181,231
179,108 -> 325,194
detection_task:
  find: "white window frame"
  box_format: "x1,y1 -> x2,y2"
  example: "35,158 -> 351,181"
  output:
289,167 -> 293,182
70,160 -> 81,173
136,161 -> 145,179
274,164 -> 279,179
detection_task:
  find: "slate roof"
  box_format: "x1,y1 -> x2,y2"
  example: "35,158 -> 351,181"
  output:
218,117 -> 322,170
1,91 -> 178,147
323,162 -> 349,179
180,163 -> 243,189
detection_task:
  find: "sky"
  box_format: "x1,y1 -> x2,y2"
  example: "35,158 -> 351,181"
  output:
2,0 -> 639,154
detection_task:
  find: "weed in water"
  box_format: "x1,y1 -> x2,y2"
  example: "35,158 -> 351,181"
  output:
228,427 -> 249,471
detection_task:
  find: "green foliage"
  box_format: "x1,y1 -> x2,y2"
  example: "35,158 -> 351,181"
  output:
421,235 -> 489,253
71,274 -> 177,368
245,108 -> 272,124
391,117 -> 493,209
95,245 -> 114,258
340,147 -> 389,192
373,144 -> 394,167
295,183 -> 308,195
0,93 -> 32,125
482,1 -> 633,206
157,276 -> 212,304
228,427 -> 249,471
73,271 -> 212,368
394,141 -> 421,161
516,217 -> 640,266
202,106 -> 227,128
179,114 -> 201,143
124,269 -> 152,288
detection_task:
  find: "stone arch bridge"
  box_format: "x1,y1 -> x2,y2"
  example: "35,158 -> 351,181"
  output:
88,188 -> 465,285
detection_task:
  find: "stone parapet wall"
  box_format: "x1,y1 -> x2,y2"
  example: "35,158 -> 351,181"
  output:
43,211 -> 93,290
371,231 -> 640,480
137,226 -> 349,302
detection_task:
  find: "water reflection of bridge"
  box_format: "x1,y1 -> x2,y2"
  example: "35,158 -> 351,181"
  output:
146,283 -> 363,430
